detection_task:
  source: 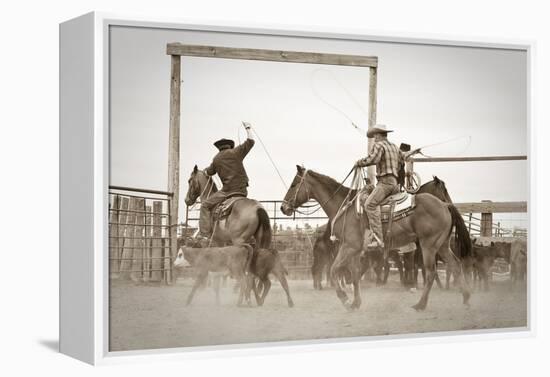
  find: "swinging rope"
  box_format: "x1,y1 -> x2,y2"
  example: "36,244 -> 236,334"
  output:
310,68 -> 368,136
250,127 -> 289,190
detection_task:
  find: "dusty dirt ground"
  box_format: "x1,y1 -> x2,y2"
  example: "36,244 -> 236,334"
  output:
109,275 -> 527,352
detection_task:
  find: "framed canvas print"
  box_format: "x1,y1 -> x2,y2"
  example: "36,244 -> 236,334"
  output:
59,12 -> 533,365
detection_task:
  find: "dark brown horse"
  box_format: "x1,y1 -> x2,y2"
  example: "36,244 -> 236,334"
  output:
412,176 -> 474,290
281,166 -> 472,311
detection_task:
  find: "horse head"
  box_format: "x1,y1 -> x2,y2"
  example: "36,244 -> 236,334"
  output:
185,165 -> 212,206
281,165 -> 311,216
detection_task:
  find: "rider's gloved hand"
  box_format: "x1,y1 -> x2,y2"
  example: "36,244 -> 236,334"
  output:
242,122 -> 253,139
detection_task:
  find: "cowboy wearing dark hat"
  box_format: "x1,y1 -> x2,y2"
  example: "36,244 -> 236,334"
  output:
198,123 -> 255,238
354,124 -> 400,248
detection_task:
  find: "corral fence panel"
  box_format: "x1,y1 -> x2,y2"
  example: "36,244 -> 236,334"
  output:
109,186 -> 175,284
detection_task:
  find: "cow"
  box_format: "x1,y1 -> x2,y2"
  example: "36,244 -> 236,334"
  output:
174,244 -> 253,306
510,239 -> 527,283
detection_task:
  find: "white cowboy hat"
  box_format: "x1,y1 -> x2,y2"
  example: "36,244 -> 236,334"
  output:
367,124 -> 393,138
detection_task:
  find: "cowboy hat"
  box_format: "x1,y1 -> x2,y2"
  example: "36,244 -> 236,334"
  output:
213,138 -> 235,150
367,124 -> 393,138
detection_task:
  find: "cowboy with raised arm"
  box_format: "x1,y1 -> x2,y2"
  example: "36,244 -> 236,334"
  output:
198,123 -> 255,238
354,124 -> 400,248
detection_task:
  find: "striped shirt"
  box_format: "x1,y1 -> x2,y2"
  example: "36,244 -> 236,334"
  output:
357,139 -> 401,178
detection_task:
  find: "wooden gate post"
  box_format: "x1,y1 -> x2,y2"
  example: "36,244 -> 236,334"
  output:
480,200 -> 493,237
367,66 -> 378,181
167,54 -> 181,282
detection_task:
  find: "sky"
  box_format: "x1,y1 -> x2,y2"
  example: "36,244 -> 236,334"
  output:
109,26 -> 528,222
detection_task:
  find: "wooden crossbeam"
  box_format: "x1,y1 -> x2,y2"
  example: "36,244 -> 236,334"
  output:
411,155 -> 527,163
166,43 -> 378,67
454,201 -> 527,213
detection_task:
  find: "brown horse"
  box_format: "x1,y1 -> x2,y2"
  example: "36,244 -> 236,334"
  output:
281,166 -> 472,311
185,165 -> 272,249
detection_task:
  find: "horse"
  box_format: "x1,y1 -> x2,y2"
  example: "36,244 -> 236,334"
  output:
185,165 -> 286,306
412,176 -> 474,290
311,176 -> 458,290
185,165 -> 272,249
281,166 -> 472,311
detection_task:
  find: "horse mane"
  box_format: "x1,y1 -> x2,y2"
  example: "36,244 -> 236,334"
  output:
307,170 -> 354,196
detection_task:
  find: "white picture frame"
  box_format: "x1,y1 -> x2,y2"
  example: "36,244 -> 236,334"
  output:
59,12 -> 535,365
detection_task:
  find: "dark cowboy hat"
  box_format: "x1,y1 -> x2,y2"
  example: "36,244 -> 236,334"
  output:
367,124 -> 393,138
213,138 -> 235,150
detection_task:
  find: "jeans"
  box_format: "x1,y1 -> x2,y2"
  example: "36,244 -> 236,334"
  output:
364,175 -> 399,243
199,188 -> 247,236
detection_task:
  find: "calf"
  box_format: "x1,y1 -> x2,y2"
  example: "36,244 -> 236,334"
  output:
251,249 -> 294,307
174,244 -> 253,306
471,240 -> 499,291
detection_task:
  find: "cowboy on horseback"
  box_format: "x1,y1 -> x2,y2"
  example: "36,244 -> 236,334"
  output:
354,124 -> 401,249
198,123 -> 255,238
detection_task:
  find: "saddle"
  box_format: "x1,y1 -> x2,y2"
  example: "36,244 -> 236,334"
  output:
358,189 -> 416,259
212,194 -> 246,221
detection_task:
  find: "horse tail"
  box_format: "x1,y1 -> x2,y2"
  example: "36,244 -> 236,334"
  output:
255,207 -> 272,249
447,204 -> 472,259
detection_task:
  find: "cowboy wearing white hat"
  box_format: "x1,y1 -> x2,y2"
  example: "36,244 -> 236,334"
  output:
355,124 -> 400,248
198,123 -> 255,238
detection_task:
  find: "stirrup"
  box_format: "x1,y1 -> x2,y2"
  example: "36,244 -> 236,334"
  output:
366,240 -> 384,249
367,233 -> 384,249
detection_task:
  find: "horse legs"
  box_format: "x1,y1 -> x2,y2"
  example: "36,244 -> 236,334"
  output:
350,255 -> 362,309
438,244 -> 471,306
186,270 -> 208,306
412,243 -> 437,311
331,246 -> 360,310
445,264 -> 451,290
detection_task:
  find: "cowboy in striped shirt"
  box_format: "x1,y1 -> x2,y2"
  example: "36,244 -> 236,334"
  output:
355,124 -> 401,248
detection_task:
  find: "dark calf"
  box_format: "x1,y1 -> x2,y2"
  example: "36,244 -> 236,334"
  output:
471,241 -> 499,291
251,248 -> 294,307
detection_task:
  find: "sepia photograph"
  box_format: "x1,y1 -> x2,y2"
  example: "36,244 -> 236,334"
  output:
107,24 -> 528,352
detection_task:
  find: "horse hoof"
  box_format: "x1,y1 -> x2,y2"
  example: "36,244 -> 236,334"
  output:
463,292 -> 471,305
412,303 -> 425,312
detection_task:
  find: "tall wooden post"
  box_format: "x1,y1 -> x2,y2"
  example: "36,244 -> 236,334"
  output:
367,66 -> 378,181
167,54 -> 181,282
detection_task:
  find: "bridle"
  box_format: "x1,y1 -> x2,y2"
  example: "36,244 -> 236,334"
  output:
283,166 -> 357,216
282,169 -> 312,212
187,170 -> 215,206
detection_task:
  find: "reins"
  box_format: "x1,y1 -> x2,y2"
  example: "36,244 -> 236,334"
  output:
283,166 -> 357,216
